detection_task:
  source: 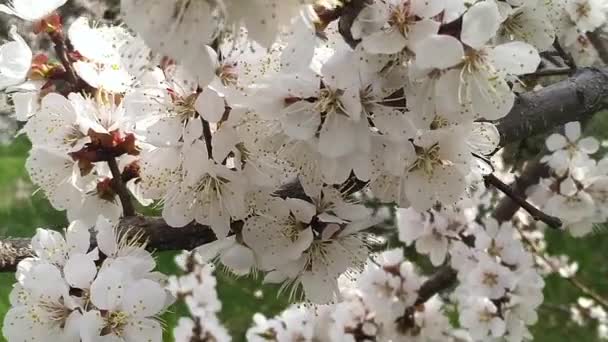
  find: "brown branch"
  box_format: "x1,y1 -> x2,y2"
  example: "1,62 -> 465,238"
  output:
0,239 -> 34,273
107,157 -> 136,217
48,31 -> 79,87
484,173 -> 562,229
493,160 -> 550,223
495,67 -> 608,146
0,216 -> 218,272
553,40 -> 577,69
524,67 -> 573,78
201,118 -> 214,160
338,0 -> 370,49
415,265 -> 457,306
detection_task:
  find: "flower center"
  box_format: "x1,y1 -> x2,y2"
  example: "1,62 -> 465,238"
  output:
315,87 -> 344,115
487,240 -> 503,258
388,3 -> 413,36
576,2 -> 591,19
478,308 -> 495,323
429,115 -> 449,130
409,143 -> 443,177
462,49 -> 488,73
217,63 -> 238,86
171,92 -> 199,121
482,272 -> 499,287
102,311 -> 130,337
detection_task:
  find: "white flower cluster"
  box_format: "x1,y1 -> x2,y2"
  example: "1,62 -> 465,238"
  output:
245,203 -> 544,342
2,217 -> 170,342
1,0 -> 608,341
571,297 -> 608,340
399,208 -> 544,341
247,249 -> 462,342
530,121 -> 608,236
169,252 -> 231,342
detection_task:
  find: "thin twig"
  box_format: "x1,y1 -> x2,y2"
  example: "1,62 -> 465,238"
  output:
48,31 -> 79,86
517,227 -> 608,309
107,157 -> 136,217
201,118 -> 214,160
484,174 -> 562,229
525,67 -> 573,78
540,51 -> 565,67
553,40 -> 577,70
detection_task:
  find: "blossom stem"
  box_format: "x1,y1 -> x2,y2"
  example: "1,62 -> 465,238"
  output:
201,118 -> 214,160
525,67 -> 574,78
48,31 -> 79,87
107,157 -> 136,217
414,265 -> 457,306
484,173 -> 562,229
553,40 -> 577,70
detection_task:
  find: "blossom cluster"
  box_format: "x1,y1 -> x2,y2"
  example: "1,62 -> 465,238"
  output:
247,249 -> 461,341
169,251 -> 231,342
0,0 -> 607,341
529,121 -> 608,236
571,297 -> 608,340
3,217 -> 170,342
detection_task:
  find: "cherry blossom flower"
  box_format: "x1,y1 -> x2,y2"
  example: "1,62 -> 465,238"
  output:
0,26 -> 32,90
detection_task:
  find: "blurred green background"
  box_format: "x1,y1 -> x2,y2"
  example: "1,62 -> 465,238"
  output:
1,119 -> 608,341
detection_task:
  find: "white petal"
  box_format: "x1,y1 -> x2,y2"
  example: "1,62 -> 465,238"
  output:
461,1 -> 501,49
124,318 -> 163,342
559,177 -> 578,196
361,30 -> 408,54
195,88 -> 226,123
411,0 -> 445,18
488,42 -> 541,75
286,198 -> 316,223
123,279 -> 167,317
415,35 -> 464,70
565,121 -> 581,142
578,137 -> 600,154
318,113 -> 356,158
220,244 -> 255,276
64,253 -> 97,289
468,122 -> 500,155
90,267 -> 124,311
545,133 -> 568,151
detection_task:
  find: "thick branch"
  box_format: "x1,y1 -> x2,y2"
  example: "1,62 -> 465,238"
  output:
415,265 -> 457,306
495,67 -> 608,146
0,239 -> 35,273
0,216 -> 219,272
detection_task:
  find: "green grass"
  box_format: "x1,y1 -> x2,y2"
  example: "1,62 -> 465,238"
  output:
1,130 -> 608,340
